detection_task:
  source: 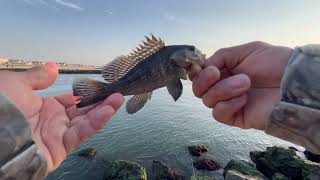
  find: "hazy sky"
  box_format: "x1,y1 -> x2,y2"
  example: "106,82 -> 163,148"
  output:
0,0 -> 319,65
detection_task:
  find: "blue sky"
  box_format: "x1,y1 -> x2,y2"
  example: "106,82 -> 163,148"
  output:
0,0 -> 319,65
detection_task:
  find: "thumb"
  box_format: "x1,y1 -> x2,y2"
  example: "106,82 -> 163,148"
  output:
23,63 -> 59,90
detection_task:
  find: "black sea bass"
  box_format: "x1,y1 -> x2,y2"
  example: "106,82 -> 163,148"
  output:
73,35 -> 205,114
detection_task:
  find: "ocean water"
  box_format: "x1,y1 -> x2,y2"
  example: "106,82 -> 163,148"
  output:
42,74 -> 294,180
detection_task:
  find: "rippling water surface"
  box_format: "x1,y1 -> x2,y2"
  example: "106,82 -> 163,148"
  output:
42,74 -> 293,180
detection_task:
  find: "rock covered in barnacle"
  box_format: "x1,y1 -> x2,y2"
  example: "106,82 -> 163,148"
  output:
77,147 -> 97,158
188,145 -> 209,157
193,159 -> 221,171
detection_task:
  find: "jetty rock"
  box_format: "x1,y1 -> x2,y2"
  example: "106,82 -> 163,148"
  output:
193,158 -> 221,171
304,150 -> 320,163
151,160 -> 184,180
77,147 -> 97,158
224,160 -> 267,180
250,146 -> 320,179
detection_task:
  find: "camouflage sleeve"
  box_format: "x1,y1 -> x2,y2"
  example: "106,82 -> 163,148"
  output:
266,44 -> 320,154
0,93 -> 47,180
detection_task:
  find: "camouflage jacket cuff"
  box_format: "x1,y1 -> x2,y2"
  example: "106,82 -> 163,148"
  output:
0,93 -> 47,180
266,44 -> 320,154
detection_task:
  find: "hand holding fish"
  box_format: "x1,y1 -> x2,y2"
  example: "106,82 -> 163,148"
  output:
0,64 -> 124,172
189,41 -> 293,130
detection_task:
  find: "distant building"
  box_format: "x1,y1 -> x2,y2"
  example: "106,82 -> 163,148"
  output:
8,59 -> 23,65
31,61 -> 45,65
0,58 -> 8,65
26,61 -> 33,65
57,62 -> 67,67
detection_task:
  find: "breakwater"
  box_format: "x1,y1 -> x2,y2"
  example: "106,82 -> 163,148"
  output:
0,65 -> 101,74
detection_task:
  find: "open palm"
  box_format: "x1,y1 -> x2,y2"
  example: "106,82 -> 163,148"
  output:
0,64 -> 124,172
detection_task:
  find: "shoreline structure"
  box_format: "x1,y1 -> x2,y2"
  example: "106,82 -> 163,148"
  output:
0,64 -> 101,74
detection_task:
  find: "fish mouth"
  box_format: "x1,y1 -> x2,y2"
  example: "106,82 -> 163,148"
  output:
188,48 -> 206,65
183,48 -> 206,67
172,47 -> 206,68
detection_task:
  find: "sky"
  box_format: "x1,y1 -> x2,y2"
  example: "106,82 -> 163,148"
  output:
0,0 -> 319,65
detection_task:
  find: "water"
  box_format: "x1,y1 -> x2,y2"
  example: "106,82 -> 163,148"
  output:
43,74 -> 294,180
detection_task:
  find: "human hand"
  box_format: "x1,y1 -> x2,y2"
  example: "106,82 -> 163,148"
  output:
188,41 -> 293,130
0,64 -> 124,172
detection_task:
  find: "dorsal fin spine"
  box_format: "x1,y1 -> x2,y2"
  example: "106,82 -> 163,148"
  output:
101,34 -> 165,83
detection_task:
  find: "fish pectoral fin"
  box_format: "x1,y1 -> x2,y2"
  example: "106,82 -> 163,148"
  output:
167,79 -> 183,101
177,68 -> 188,80
126,92 -> 153,114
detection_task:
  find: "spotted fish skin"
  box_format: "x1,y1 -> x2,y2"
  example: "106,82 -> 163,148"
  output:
109,45 -> 194,94
73,35 -> 205,114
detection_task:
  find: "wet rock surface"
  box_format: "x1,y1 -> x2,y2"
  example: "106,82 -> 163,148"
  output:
190,175 -> 213,180
304,150 -> 320,163
224,160 -> 266,179
225,170 -> 266,180
151,160 -> 184,180
193,159 -> 221,171
77,147 -> 97,158
249,146 -> 320,180
188,145 -> 209,157
271,173 -> 289,180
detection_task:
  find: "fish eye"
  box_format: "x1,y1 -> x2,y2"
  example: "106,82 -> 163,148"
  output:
188,46 -> 195,51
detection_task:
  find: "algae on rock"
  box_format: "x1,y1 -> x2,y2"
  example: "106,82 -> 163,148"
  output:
104,160 -> 147,180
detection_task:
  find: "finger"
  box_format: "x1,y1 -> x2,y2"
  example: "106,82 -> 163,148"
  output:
67,103 -> 99,120
85,93 -> 124,120
202,74 -> 250,108
204,48 -> 229,69
212,94 -> 247,127
63,105 -> 116,153
22,63 -> 59,90
192,66 -> 220,98
187,64 -> 202,81
95,93 -> 124,110
55,93 -> 79,108
204,41 -> 270,69
67,93 -> 124,120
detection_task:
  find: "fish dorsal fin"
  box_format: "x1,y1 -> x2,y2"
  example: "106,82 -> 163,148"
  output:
102,34 -> 165,83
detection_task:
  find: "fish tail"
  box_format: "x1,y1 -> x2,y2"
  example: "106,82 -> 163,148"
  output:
72,78 -> 110,108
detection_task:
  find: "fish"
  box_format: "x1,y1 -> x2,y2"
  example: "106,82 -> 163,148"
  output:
72,34 -> 205,114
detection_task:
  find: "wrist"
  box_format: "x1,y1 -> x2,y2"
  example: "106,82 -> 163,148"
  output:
0,93 -> 48,179
265,44 -> 320,153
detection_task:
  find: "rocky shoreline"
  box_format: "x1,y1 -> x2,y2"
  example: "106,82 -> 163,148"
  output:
72,146 -> 320,180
